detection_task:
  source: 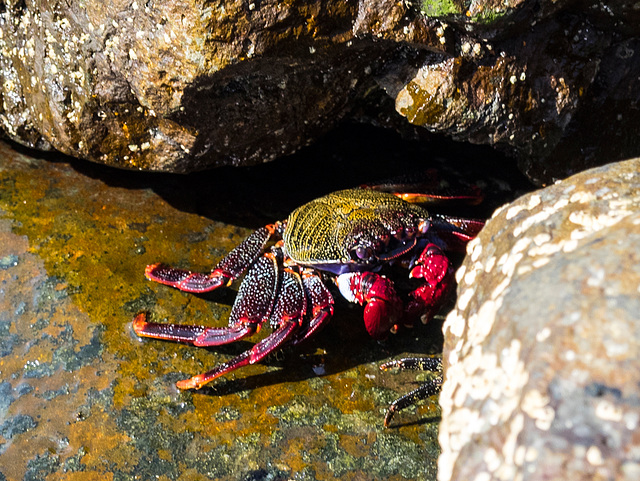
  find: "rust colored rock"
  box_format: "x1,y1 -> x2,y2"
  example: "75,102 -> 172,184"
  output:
438,158 -> 640,481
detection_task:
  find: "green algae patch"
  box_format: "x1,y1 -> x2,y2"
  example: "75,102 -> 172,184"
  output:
0,141 -> 440,480
419,0 -> 462,17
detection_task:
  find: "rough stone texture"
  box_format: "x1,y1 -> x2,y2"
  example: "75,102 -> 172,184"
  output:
378,1 -> 640,184
0,1 -> 397,171
438,158 -> 640,481
1,1 -> 639,182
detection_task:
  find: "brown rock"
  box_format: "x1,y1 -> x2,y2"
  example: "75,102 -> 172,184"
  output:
381,3 -> 640,185
0,1 -> 399,171
0,0 -> 639,180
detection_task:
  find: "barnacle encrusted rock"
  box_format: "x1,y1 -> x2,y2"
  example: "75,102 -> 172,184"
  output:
0,0 -> 639,179
0,1 -> 401,172
438,157 -> 640,481
382,2 -> 640,184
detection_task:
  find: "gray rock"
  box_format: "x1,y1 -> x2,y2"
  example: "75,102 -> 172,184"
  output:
438,158 -> 640,481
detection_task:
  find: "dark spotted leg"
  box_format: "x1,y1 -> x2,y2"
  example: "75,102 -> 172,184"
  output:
380,357 -> 442,428
428,215 -> 485,251
145,224 -> 282,293
288,271 -> 334,346
134,253 -> 279,373
176,266 -> 307,390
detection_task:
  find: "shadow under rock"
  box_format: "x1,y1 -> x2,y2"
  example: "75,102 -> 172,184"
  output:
13,121 -> 532,230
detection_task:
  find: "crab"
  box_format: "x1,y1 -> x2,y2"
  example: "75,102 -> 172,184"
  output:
133,187 -> 483,391
380,356 -> 443,427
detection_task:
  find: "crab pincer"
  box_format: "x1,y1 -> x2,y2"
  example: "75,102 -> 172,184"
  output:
335,271 -> 403,338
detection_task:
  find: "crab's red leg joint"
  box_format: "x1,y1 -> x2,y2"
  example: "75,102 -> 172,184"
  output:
145,225 -> 278,293
405,243 -> 452,326
336,272 -> 402,339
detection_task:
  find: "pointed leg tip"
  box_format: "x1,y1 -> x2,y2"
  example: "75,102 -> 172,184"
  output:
132,312 -> 149,334
176,375 -> 205,390
176,379 -> 195,390
384,408 -> 396,428
144,263 -> 162,279
379,359 -> 400,371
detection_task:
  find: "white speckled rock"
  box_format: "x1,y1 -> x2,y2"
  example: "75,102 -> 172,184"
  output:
438,158 -> 640,481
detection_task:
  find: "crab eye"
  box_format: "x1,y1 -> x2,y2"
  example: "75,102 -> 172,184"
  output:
418,219 -> 430,234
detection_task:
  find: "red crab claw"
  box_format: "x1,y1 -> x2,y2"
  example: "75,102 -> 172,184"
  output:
336,272 -> 402,339
145,224 -> 279,292
406,243 -> 452,326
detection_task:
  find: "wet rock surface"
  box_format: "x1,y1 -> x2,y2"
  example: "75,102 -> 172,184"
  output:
439,158 -> 640,481
1,1 -> 638,183
0,128 -> 527,480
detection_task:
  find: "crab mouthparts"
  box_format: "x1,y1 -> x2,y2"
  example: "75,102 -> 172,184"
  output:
378,237 -> 417,261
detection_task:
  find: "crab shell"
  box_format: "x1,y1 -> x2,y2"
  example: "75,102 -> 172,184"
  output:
282,188 -> 431,275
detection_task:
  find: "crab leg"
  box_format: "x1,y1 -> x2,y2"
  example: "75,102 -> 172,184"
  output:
134,253 -> 280,346
362,168 -> 484,206
176,319 -> 299,389
380,357 -> 442,427
289,272 -> 334,345
133,312 -> 256,345
383,378 -> 442,427
145,224 -> 279,293
428,215 -> 485,251
176,268 -> 306,389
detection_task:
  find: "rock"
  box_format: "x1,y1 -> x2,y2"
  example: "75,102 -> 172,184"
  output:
0,1 -> 403,172
0,1 -> 639,180
438,157 -> 640,481
379,1 -> 640,184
